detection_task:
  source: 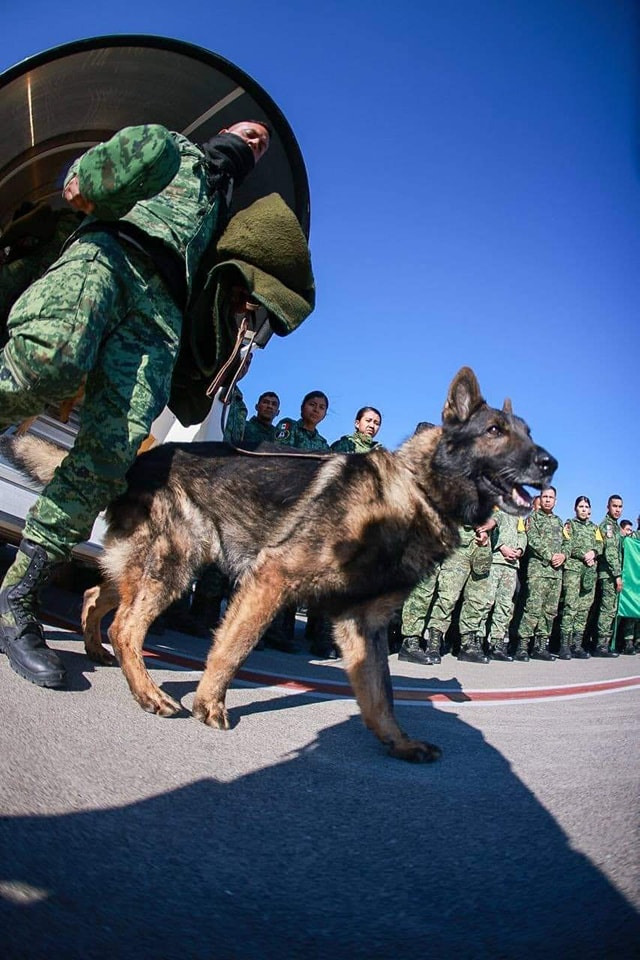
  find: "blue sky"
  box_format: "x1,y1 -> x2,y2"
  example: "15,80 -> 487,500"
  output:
2,0 -> 638,523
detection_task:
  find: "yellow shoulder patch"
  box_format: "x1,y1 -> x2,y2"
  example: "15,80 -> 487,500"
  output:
595,528 -> 604,542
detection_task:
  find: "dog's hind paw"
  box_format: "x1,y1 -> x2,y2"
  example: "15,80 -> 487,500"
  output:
85,643 -> 117,666
389,738 -> 442,763
192,698 -> 230,730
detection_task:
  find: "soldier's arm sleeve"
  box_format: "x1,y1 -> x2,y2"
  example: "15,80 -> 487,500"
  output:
525,516 -> 551,562
593,527 -> 604,558
222,389 -> 248,445
66,125 -> 181,220
492,511 -> 505,550
562,521 -> 580,560
330,436 -> 353,453
516,518 -> 527,554
599,523 -> 622,576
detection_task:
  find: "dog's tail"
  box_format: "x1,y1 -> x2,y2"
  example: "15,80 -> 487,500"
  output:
0,433 -> 67,485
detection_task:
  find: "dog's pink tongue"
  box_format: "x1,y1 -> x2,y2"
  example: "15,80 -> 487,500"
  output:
512,486 -> 531,508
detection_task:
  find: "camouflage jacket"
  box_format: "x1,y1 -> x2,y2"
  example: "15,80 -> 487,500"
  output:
243,416 -> 277,444
490,509 -> 527,568
65,127 -> 315,429
597,514 -> 622,580
562,518 -> 604,573
330,431 -> 382,453
65,125 -> 223,299
524,509 -> 565,579
274,418 -> 329,451
222,388 -> 248,445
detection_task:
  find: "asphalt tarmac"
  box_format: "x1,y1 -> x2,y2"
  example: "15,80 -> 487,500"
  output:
1,570 -> 638,959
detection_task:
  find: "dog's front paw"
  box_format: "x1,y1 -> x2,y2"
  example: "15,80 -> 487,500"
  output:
389,738 -> 442,763
135,687 -> 182,717
192,697 -> 230,730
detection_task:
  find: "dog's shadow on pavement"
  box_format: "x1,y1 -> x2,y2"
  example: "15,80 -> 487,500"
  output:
1,703 -> 638,960
159,667 -> 471,726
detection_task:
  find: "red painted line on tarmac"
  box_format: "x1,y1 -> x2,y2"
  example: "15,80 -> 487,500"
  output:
39,601 -> 639,704
141,647 -> 640,703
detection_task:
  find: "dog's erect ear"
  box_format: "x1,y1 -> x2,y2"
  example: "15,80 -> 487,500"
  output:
442,367 -> 485,424
502,397 -> 513,415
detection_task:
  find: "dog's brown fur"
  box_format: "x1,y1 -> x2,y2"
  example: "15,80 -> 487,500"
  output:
3,367 -> 556,762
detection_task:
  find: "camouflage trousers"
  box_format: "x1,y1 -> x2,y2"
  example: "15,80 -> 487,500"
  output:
400,567 -> 439,636
619,617 -> 639,643
426,549 -> 491,635
517,574 -> 562,639
0,233 -> 182,561
595,577 -> 619,641
484,564 -> 519,643
559,569 -> 596,638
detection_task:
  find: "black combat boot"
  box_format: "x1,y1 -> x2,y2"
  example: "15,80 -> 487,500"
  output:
457,633 -> 489,664
531,635 -> 555,661
398,634 -> 432,665
593,637 -> 619,658
557,634 -> 572,660
0,540 -> 66,688
569,633 -> 590,659
489,636 -> 513,662
423,627 -> 443,665
621,638 -> 637,656
514,638 -> 530,662
307,609 -> 339,660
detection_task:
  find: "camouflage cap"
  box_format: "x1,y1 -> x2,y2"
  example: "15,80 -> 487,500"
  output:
76,124 -> 181,220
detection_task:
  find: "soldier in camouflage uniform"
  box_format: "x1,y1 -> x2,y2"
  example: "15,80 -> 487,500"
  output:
266,391 -> 331,654
184,389 -> 281,636
618,520 -> 639,655
480,508 -> 527,661
515,486 -> 566,661
330,406 -> 383,453
243,391 -> 280,443
619,519 -> 640,654
558,496 -> 603,659
593,494 -> 624,657
396,420 -> 441,664
275,390 -> 330,451
422,524 -> 493,665
0,120 -> 271,688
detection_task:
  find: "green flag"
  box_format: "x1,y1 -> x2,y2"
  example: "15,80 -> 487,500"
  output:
618,536 -> 640,618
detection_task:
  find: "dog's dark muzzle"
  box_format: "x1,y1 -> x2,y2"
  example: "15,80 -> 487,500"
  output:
533,446 -> 558,483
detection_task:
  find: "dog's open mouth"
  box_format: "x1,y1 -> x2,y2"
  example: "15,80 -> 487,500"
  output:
482,476 -> 538,516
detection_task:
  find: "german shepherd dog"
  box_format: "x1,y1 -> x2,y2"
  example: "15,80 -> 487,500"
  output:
3,368 -> 556,762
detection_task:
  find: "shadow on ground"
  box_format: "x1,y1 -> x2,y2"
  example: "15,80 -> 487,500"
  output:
1,705 -> 638,960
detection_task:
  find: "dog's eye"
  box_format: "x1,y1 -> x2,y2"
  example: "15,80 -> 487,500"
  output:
486,425 -> 502,437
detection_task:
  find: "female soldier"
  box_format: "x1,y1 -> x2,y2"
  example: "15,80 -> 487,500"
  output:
558,496 -> 604,659
330,406 -> 383,453
267,391 -> 331,653
274,390 -> 330,450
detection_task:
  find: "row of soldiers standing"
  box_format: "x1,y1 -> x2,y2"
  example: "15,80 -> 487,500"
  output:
397,488 -> 638,665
